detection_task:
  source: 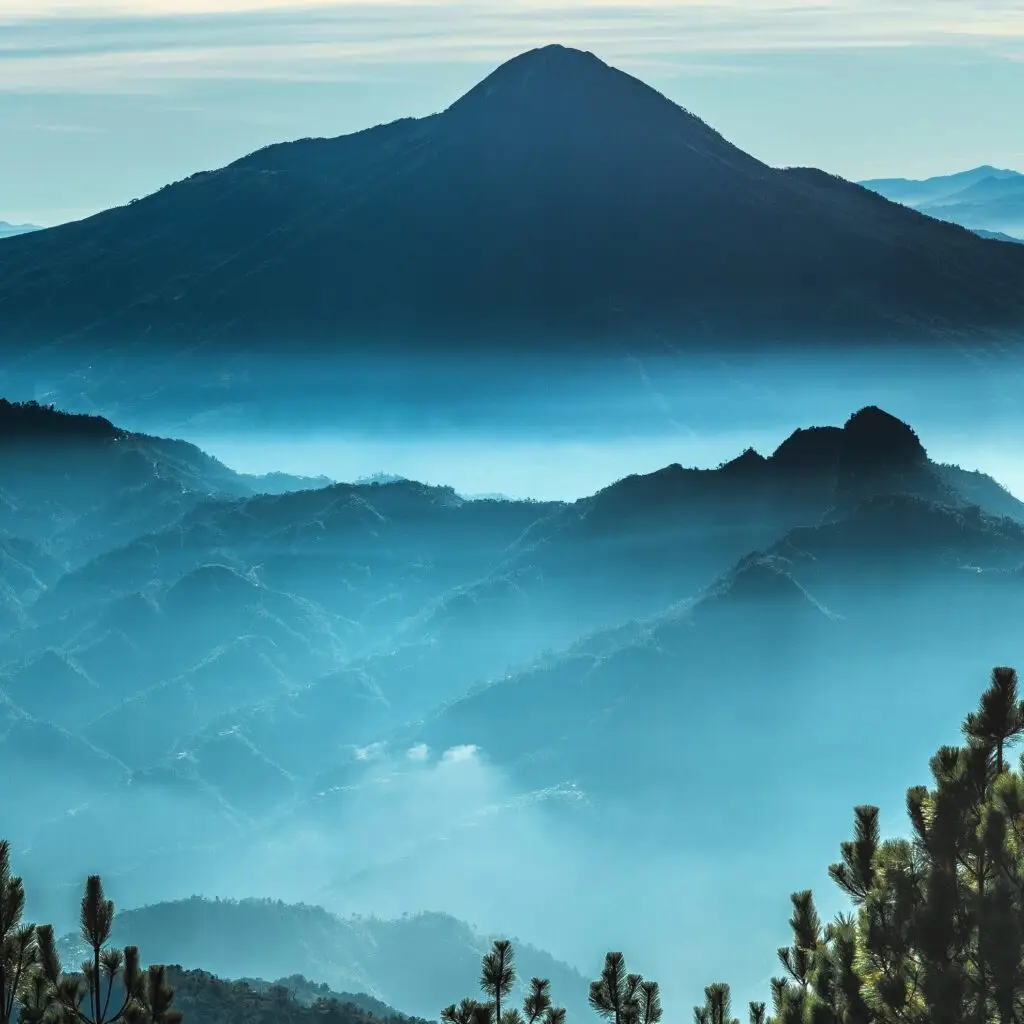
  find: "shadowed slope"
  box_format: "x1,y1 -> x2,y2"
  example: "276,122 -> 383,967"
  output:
2,47 -> 1024,352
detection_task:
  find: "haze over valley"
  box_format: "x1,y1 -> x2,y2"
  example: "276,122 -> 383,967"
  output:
2,394 -> 1024,1018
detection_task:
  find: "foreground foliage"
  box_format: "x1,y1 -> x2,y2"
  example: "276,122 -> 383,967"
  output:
442,666 -> 1024,1024
740,664 -> 1024,1024
0,856 -> 180,1024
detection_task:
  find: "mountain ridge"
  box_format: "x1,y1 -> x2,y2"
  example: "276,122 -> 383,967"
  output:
52,898 -> 592,1022
0,220 -> 39,239
7,397 -> 1024,996
860,164 -> 1024,239
3,47 -> 1024,354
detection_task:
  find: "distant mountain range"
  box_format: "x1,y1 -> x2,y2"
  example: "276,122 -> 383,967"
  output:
2,45 -> 1024,357
0,220 -> 39,239
860,165 -> 1024,241
5,393 -> 1024,957
974,229 -> 1023,244
4,393 -> 1024,1010
53,900 -> 590,1022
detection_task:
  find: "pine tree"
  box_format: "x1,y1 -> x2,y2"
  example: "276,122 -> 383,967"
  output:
694,983 -> 739,1024
481,940 -> 515,1024
0,841 -> 36,1024
523,978 -> 552,1024
693,665 -> 1024,1024
22,873 -> 179,1024
637,980 -> 662,1024
963,667 -> 1024,775
443,997 -> 491,1024
589,953 -> 641,1024
124,966 -> 183,1024
445,943 -> 564,1024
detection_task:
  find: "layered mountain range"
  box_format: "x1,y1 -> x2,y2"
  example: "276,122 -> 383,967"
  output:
861,165 -> 1024,240
4,395 -> 1024,945
2,46 -> 1024,357
0,221 -> 38,239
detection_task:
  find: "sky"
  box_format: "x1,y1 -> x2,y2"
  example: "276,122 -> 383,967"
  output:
2,0 -> 1024,226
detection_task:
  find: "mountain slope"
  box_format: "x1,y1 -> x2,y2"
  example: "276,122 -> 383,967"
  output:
377,494 -> 1024,832
6,404 -> 1019,804
0,399 -> 335,565
3,47 -> 1024,353
148,969 -> 425,1024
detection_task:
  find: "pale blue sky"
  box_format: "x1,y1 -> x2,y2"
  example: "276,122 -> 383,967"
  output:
4,0 -> 1024,226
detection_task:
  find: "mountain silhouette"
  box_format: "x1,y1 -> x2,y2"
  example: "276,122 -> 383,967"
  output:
861,165 -> 1024,239
0,221 -> 39,239
3,45 -> 1024,353
860,165 -> 1023,205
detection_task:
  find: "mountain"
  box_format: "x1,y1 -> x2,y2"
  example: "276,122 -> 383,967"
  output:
917,175 -> 1024,237
859,165 -> 1022,205
3,46 -> 1024,357
242,470 -> 338,493
0,221 -> 39,239
146,969 -> 425,1024
6,403 -> 1023,840
357,494 -> 1024,804
974,229 -> 1024,243
12,405 -> 1014,829
0,399 -> 335,566
53,899 -> 591,1021
27,954 -> 427,1024
861,165 -> 1024,239
8,397 -> 1024,1012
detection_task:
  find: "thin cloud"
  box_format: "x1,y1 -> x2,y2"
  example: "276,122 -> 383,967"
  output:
2,1 -> 1023,93
32,122 -> 107,133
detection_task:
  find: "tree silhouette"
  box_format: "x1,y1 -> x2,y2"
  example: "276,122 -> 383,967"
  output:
637,980 -> 661,1024
963,666 -> 1024,774
442,997 -> 490,1024
0,841 -> 36,1024
444,942 -> 566,1024
589,953 -> 642,1024
481,940 -> 516,1024
693,664 -> 1024,1024
694,983 -> 739,1024
125,966 -> 183,1024
19,873 -> 179,1024
523,978 -> 551,1024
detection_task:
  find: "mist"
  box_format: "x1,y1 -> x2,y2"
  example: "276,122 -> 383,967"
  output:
6,339 -> 1024,1021
6,343 -> 1017,500
17,577 -> 1024,1017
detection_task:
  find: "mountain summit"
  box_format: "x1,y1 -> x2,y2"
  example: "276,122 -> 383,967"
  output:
443,45 -> 745,162
2,46 -> 1024,354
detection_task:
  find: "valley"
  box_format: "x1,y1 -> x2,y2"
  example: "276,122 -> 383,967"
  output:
3,397 -> 1023,1013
